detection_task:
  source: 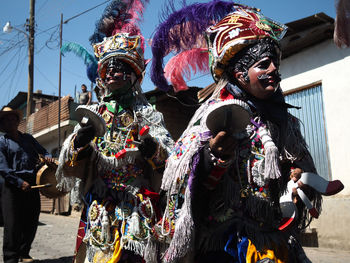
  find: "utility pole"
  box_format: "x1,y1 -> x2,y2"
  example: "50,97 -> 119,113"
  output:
27,0 -> 35,117
58,13 -> 63,152
56,1 -> 110,153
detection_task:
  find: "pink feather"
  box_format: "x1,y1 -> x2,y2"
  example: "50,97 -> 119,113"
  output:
164,48 -> 209,92
111,0 -> 149,51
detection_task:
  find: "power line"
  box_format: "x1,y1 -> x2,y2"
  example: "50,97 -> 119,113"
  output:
34,0 -> 112,53
37,0 -> 50,15
186,72 -> 211,83
9,47 -> 26,101
0,36 -> 27,57
0,47 -> 26,79
35,24 -> 60,37
34,64 -> 59,92
35,0 -> 112,37
63,0 -> 112,24
62,67 -> 87,79
145,70 -> 211,87
3,48 -> 27,102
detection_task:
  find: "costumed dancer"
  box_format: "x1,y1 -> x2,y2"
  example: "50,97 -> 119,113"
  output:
149,1 -> 344,262
55,1 -> 174,262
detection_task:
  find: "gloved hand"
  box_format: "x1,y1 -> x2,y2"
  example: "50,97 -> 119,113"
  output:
139,137 -> 158,159
74,124 -> 95,148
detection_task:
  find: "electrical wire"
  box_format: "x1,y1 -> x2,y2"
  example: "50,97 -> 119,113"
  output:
35,0 -> 112,38
165,92 -> 201,107
1,1 -> 114,107
0,47 -> 26,79
62,67 -> 87,79
3,47 -> 26,102
9,48 -> 26,101
34,64 -> 59,93
0,36 -> 27,57
63,0 -> 112,24
37,0 -> 50,15
35,0 -> 113,52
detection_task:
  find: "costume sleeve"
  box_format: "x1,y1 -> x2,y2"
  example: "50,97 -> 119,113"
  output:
55,132 -> 88,186
197,144 -> 231,190
138,105 -> 175,170
0,138 -> 24,188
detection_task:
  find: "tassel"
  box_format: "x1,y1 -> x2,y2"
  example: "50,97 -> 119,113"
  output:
258,126 -> 281,180
123,238 -> 145,257
129,207 -> 141,237
107,230 -> 122,263
163,187 -> 194,262
101,209 -> 111,245
143,239 -> 158,263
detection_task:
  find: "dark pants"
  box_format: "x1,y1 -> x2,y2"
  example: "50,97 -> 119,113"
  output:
2,181 -> 40,263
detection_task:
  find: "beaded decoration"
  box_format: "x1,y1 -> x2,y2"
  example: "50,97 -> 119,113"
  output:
95,105 -> 139,158
84,194 -> 156,259
101,164 -> 143,191
172,133 -> 198,160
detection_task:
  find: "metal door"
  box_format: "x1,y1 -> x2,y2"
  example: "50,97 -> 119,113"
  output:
285,84 -> 331,180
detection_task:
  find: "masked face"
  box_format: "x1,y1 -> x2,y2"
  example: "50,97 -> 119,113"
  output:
231,39 -> 282,100
104,59 -> 133,92
241,56 -> 281,99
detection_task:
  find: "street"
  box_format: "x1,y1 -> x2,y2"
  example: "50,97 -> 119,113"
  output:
0,212 -> 80,263
0,212 -> 350,262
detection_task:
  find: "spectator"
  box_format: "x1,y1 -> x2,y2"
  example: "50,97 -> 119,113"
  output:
0,106 -> 53,263
78,84 -> 92,105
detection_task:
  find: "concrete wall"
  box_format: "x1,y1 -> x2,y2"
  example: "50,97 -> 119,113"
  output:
310,196 -> 350,250
280,40 -> 350,249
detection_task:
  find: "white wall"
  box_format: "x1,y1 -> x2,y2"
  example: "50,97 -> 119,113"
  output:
280,39 -> 350,196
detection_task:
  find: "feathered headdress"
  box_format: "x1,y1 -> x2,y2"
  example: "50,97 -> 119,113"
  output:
60,0 -> 149,84
90,0 -> 149,47
90,0 -> 149,81
150,1 -> 287,92
206,7 -> 287,81
150,0 -> 241,92
61,42 -> 98,83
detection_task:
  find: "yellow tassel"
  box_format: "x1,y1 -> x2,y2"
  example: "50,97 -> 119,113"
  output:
246,239 -> 288,263
107,230 -> 122,263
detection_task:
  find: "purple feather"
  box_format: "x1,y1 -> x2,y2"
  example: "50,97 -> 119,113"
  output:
150,0 -> 238,91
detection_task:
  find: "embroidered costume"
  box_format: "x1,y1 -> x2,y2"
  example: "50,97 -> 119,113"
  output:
55,1 -> 174,262
149,2 -> 342,262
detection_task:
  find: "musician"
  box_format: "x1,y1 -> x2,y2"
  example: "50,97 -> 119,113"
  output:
149,2 -> 343,262
0,107 -> 52,263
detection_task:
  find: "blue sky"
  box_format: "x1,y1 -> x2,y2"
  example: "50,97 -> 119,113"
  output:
0,0 -> 337,108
